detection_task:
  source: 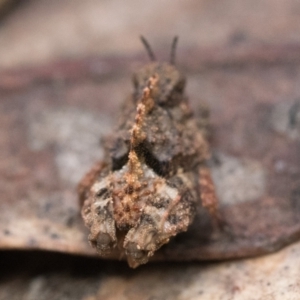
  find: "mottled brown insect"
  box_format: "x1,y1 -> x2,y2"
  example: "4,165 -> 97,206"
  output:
78,37 -> 219,268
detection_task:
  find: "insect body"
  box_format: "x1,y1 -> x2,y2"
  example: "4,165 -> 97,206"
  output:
79,38 -> 218,268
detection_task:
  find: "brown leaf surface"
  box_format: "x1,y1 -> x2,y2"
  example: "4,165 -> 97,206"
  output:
1,1 -> 300,298
1,44 -> 300,263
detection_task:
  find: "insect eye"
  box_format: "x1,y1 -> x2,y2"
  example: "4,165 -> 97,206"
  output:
175,80 -> 185,93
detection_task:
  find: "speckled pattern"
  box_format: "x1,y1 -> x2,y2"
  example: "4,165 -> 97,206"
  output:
1,47 -> 300,261
1,0 -> 300,298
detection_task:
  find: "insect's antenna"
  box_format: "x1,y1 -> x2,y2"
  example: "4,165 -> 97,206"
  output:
140,36 -> 156,61
170,36 -> 179,65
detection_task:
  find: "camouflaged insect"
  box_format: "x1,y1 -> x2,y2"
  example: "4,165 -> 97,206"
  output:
78,37 -> 219,268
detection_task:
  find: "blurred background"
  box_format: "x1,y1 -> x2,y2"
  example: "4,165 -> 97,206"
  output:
1,0 -> 300,69
1,1 -> 300,299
